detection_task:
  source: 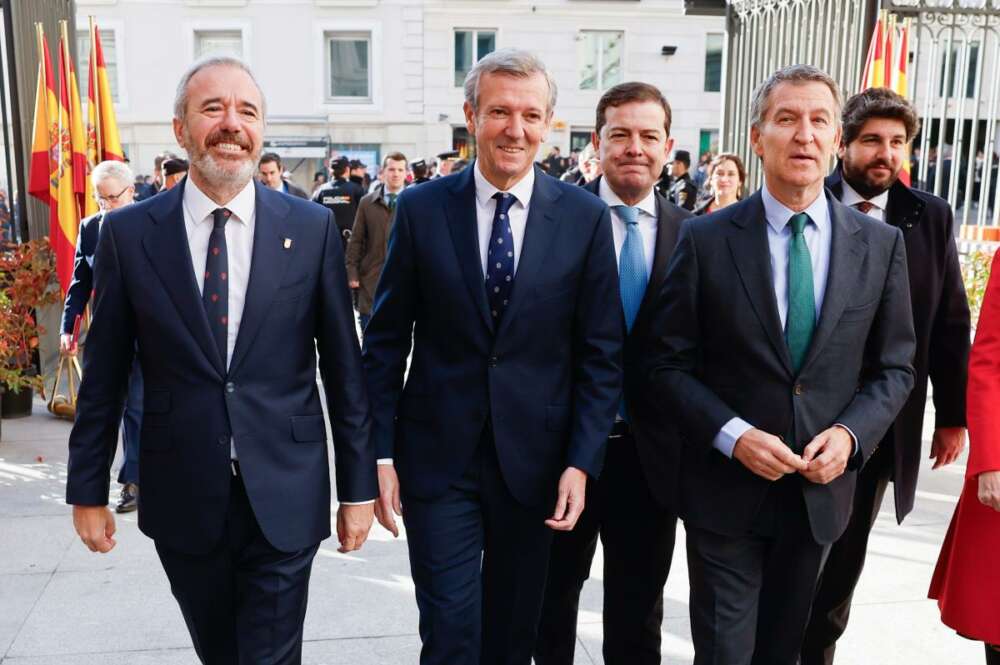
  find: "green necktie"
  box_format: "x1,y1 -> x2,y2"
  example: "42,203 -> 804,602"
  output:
786,212 -> 815,373
387,192 -> 398,210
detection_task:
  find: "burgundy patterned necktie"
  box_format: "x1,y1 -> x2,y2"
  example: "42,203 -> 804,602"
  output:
854,200 -> 875,215
203,208 -> 230,366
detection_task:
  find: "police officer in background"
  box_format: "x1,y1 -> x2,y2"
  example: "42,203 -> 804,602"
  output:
349,159 -> 369,189
667,149 -> 698,211
312,155 -> 366,247
410,159 -> 431,185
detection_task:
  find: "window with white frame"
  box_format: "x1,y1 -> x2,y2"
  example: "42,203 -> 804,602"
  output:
325,31 -> 371,102
194,30 -> 244,59
454,29 -> 496,87
578,31 -> 623,91
704,33 -> 723,92
76,28 -> 120,102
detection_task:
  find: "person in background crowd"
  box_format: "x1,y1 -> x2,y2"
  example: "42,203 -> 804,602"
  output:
930,250 -> 1000,665
693,150 -> 712,190
427,160 -> 438,179
562,142 -> 601,185
693,152 -> 746,216
535,81 -> 691,665
647,64 -> 916,665
802,86 -> 971,665
67,56 -> 376,664
667,149 -> 698,211
436,150 -> 460,178
410,159 -> 431,185
544,146 -> 568,178
349,159 -> 369,189
161,158 -> 189,191
60,160 -> 141,514
313,155 -> 366,247
363,48 -> 622,665
257,152 -> 308,198
345,151 -> 407,335
312,170 -> 328,195
450,158 -> 469,174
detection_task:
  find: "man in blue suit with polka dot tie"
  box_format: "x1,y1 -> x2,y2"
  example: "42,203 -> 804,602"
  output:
362,48 -> 623,665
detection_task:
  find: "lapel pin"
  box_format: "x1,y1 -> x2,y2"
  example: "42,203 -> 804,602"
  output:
283,238 -> 292,249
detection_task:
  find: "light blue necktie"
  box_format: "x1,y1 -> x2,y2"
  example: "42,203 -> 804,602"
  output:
615,204 -> 648,422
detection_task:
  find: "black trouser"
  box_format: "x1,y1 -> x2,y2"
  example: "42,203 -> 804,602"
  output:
800,444 -> 894,665
534,431 -> 677,665
687,475 -> 829,665
155,467 -> 319,665
402,431 -> 554,665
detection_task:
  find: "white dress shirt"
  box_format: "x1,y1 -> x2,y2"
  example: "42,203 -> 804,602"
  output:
474,160 -> 534,276
599,177 -> 658,278
713,184 -> 857,458
183,177 -> 256,459
840,179 -> 889,222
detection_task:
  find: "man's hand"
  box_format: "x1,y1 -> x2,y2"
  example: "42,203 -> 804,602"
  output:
930,427 -> 967,470
800,426 -> 854,485
978,471 -> 1000,511
348,280 -> 360,289
60,333 -> 78,356
73,505 -> 116,553
375,464 -> 402,537
733,428 -> 807,481
336,503 -> 374,553
545,467 -> 587,531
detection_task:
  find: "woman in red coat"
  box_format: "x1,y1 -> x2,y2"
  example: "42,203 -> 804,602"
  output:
930,252 -> 1000,663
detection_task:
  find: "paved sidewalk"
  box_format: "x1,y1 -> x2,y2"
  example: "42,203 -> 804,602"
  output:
0,396 -> 983,664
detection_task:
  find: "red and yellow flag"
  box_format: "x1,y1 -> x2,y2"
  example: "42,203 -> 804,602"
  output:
861,11 -> 912,186
52,22 -> 84,295
27,26 -> 57,207
84,19 -> 124,216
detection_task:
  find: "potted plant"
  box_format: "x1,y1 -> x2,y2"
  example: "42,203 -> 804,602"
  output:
0,237 -> 60,419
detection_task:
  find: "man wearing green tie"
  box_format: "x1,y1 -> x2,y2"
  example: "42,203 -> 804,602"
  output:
346,151 -> 407,333
645,64 -> 917,665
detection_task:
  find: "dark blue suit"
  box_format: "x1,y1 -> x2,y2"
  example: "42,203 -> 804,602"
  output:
363,164 -> 623,664
67,181 -> 376,663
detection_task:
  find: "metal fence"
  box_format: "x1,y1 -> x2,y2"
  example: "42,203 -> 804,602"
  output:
720,0 -> 1000,227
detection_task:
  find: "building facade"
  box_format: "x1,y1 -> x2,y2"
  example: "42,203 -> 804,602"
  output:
76,0 -> 725,188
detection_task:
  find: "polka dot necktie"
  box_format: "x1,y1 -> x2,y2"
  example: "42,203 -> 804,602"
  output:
486,192 -> 517,325
204,208 -> 231,367
854,200 -> 875,216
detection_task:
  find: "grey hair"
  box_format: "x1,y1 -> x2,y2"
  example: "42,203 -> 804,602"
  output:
173,55 -> 266,121
749,64 -> 844,129
463,48 -> 557,115
90,160 -> 134,189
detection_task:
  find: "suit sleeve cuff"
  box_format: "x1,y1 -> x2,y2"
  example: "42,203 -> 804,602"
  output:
714,418 -> 753,458
340,499 -> 376,505
376,458 -> 393,465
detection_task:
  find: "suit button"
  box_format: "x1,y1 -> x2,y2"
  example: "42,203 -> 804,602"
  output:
488,356 -> 498,368
225,382 -> 236,394
793,384 -> 803,396
218,435 -> 228,446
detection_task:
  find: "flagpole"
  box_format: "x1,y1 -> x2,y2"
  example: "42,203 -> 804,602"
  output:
90,16 -> 102,161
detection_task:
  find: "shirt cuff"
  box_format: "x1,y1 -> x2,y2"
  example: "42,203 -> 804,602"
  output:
376,458 -> 393,465
713,418 -> 754,458
340,499 -> 376,505
834,423 -> 860,457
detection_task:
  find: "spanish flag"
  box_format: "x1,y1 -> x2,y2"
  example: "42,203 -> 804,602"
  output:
861,14 -> 885,90
27,25 -> 57,207
84,19 -> 124,216
52,22 -> 84,295
861,11 -> 912,186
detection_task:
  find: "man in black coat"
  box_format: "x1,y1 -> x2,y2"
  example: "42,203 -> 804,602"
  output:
312,156 -> 366,246
647,65 -> 916,665
801,88 -> 971,665
534,82 -> 690,665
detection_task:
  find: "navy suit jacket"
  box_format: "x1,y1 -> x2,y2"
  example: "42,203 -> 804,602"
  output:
363,164 -> 623,507
61,212 -> 103,335
66,181 -> 376,555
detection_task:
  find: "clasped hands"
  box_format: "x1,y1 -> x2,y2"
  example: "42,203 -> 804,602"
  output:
733,426 -> 853,484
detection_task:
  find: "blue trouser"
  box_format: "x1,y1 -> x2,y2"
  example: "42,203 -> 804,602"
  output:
116,359 -> 142,485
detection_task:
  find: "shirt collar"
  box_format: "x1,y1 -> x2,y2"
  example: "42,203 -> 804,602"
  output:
761,182 -> 829,235
473,160 -> 535,209
840,178 -> 889,213
598,177 -> 657,219
184,176 -> 256,232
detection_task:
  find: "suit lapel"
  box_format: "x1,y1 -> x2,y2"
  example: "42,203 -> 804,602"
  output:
228,183 -> 294,376
495,167 -> 561,338
445,167 -> 494,333
142,182 -> 226,378
726,194 -> 794,375
799,198 -> 865,373
634,192 -> 681,330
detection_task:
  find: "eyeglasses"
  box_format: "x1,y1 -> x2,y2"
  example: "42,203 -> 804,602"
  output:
96,184 -> 133,204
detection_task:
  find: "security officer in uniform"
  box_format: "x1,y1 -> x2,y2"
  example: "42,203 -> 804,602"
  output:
409,159 -> 431,185
312,155 -> 366,247
349,159 -> 369,189
667,149 -> 698,211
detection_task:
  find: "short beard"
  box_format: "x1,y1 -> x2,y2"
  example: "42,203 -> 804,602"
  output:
182,125 -> 258,190
841,159 -> 898,199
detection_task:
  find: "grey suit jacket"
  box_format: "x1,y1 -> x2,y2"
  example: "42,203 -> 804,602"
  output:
646,189 -> 916,544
